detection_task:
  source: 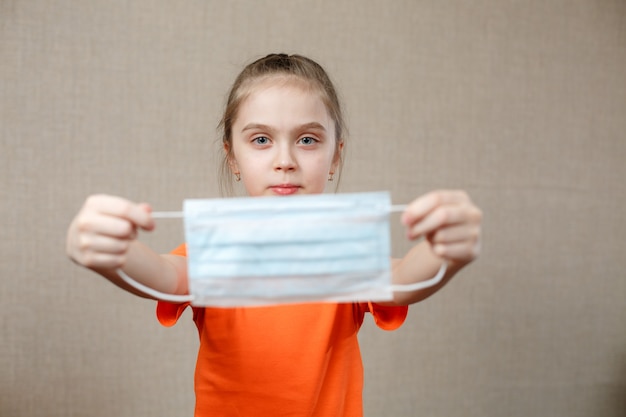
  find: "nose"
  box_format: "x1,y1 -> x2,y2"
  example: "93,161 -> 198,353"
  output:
274,143 -> 297,172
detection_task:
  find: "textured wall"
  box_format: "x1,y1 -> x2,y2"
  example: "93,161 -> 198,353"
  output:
1,1 -> 625,416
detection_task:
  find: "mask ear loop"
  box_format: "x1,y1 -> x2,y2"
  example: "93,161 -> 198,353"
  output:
116,211 -> 194,304
118,263 -> 449,303
389,261 -> 448,292
388,204 -> 449,292
116,268 -> 195,303
115,205 -> 447,303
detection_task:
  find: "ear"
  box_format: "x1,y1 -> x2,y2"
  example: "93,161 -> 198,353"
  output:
224,142 -> 240,175
331,140 -> 344,173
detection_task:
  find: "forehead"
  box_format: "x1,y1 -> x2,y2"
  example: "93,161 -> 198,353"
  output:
244,74 -> 319,97
235,77 -> 334,130
240,75 -> 330,111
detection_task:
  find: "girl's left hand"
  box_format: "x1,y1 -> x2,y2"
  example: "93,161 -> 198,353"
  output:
401,190 -> 482,265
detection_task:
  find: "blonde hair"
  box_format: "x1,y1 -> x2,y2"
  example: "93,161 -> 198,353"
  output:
218,53 -> 347,195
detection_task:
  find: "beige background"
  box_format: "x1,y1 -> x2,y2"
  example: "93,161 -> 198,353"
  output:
1,1 -> 625,416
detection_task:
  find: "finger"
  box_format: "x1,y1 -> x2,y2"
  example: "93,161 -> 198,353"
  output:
78,233 -> 132,255
76,211 -> 139,240
406,204 -> 471,240
84,195 -> 155,231
431,240 -> 481,262
78,251 -> 128,270
428,223 -> 481,246
401,190 -> 470,225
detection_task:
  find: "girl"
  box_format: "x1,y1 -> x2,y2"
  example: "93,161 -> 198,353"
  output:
66,53 -> 482,417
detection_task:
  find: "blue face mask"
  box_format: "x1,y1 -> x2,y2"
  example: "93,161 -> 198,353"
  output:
184,192 -> 393,306
116,192 -> 447,306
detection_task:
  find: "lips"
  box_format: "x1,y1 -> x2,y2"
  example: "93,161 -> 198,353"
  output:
270,184 -> 300,195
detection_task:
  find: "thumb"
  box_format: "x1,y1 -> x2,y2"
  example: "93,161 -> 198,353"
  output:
136,203 -> 156,231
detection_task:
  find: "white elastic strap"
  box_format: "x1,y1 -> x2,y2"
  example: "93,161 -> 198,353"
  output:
389,261 -> 448,292
116,268 -> 194,303
117,263 -> 448,304
151,211 -> 184,218
116,211 -> 195,302
121,205 -> 437,303
388,204 -> 448,292
153,205 -> 407,218
389,204 -> 408,212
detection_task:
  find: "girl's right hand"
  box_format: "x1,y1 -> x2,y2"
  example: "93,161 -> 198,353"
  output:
66,195 -> 155,270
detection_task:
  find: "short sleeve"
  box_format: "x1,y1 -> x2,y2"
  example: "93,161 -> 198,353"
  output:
364,302 -> 408,331
156,300 -> 191,326
156,243 -> 190,327
168,243 -> 187,257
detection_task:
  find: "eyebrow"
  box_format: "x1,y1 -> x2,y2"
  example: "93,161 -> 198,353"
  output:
241,122 -> 327,133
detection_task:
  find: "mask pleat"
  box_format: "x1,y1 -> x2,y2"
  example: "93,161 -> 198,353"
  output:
183,192 -> 394,306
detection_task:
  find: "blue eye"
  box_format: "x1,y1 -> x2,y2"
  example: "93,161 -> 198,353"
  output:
298,137 -> 318,145
253,136 -> 269,145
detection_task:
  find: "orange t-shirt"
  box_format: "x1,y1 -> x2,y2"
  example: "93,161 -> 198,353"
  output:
157,244 -> 408,417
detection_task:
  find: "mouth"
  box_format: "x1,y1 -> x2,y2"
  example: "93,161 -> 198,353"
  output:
269,184 -> 301,196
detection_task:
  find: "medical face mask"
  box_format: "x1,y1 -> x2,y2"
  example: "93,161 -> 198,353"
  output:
116,191 -> 447,307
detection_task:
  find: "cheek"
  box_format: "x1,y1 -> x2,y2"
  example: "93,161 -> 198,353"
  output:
236,153 -> 272,182
320,148 -> 338,170
231,147 -> 256,171
305,155 -> 334,182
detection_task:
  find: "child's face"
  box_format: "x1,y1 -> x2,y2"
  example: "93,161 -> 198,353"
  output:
229,79 -> 342,197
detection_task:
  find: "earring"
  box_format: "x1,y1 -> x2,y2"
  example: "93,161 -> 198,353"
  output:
328,173 -> 334,182
235,172 -> 241,182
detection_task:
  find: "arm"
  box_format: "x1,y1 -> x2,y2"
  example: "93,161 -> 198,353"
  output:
388,190 -> 482,306
66,194 -> 188,299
